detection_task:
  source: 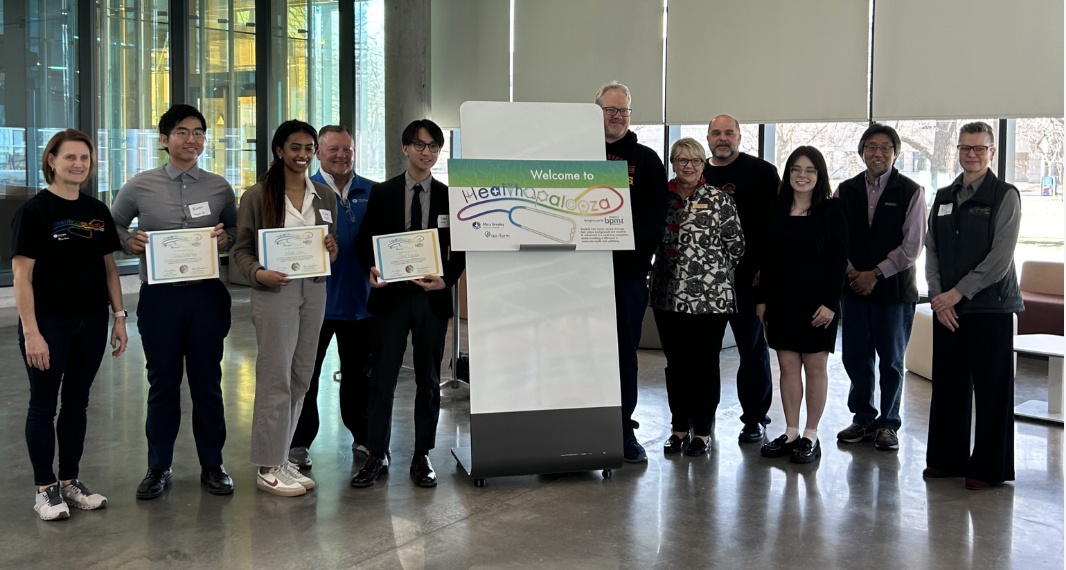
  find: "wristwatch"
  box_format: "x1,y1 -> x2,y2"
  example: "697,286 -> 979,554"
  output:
873,267 -> 885,280
113,310 -> 128,318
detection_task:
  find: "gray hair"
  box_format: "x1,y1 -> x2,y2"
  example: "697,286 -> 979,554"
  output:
959,121 -> 995,146
595,81 -> 631,107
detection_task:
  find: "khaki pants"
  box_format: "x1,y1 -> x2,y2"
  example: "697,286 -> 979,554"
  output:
250,279 -> 327,467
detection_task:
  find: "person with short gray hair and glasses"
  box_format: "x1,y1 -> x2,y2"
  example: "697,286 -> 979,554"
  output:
923,121 -> 1023,491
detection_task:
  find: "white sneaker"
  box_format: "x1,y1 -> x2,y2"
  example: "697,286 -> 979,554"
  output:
34,485 -> 70,521
60,480 -> 107,510
256,466 -> 306,497
288,446 -> 312,469
284,461 -> 316,490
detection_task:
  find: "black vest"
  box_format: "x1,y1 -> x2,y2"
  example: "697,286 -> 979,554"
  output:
931,170 -> 1024,315
838,169 -> 920,304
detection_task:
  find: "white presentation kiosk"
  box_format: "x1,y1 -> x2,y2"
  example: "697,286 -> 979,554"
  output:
450,102 -> 627,486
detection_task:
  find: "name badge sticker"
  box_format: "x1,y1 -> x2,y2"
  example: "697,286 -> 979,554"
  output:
437,215 -> 450,228
938,203 -> 953,216
189,201 -> 211,218
692,203 -> 709,210
319,209 -> 333,223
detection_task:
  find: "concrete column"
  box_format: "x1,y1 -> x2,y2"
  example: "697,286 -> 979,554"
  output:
384,0 -> 431,179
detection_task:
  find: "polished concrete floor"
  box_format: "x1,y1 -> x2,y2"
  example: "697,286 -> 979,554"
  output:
0,286 -> 1062,570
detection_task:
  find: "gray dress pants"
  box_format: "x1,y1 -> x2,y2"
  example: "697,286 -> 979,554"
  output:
250,279 -> 327,466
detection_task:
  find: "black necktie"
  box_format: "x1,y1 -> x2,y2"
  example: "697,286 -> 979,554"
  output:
411,183 -> 423,231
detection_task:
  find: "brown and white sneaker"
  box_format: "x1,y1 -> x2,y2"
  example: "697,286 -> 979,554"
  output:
256,466 -> 306,497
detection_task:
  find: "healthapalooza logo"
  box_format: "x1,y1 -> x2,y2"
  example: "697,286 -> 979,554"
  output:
457,184 -> 624,219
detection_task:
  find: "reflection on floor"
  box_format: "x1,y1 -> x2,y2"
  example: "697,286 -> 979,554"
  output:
0,287 -> 1061,570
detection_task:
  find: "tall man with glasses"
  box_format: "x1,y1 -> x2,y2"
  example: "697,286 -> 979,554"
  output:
701,114 -> 780,443
111,104 -> 238,499
286,126 -> 377,470
597,81 -> 670,463
834,124 -> 926,451
351,119 -> 465,488
924,121 -> 1023,490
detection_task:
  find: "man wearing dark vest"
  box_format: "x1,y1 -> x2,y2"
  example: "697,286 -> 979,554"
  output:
835,124 -> 926,452
923,121 -> 1023,490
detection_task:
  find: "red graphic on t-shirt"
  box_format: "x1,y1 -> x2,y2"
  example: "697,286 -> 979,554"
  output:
721,183 -> 736,194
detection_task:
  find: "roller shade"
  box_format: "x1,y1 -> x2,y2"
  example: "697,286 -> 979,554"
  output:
513,0 -> 665,124
666,0 -> 870,124
872,0 -> 1064,120
431,0 -> 511,129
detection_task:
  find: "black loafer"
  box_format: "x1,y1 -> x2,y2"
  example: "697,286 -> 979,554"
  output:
351,455 -> 389,488
136,468 -> 173,499
410,455 -> 437,488
685,436 -> 710,457
739,422 -> 766,443
664,433 -> 691,454
790,438 -> 822,464
761,435 -> 799,458
200,465 -> 234,495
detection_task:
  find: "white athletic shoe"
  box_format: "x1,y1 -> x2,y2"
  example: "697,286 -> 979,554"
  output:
288,446 -> 312,469
256,466 -> 306,497
60,480 -> 107,510
34,485 -> 70,521
283,461 -> 316,490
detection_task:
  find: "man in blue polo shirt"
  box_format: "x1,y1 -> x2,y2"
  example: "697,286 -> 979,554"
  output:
287,125 -> 377,469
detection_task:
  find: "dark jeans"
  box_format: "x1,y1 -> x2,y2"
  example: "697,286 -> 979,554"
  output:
728,284 -> 772,426
291,317 -> 373,449
366,287 -> 449,456
19,310 -> 109,486
841,296 -> 915,430
615,278 -> 648,441
653,309 -> 729,436
138,280 -> 231,470
927,312 -> 1015,483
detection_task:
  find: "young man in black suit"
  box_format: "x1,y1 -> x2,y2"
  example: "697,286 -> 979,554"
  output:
351,119 -> 465,488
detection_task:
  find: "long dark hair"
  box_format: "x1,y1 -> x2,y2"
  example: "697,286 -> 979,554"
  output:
777,145 -> 832,217
260,120 -> 318,228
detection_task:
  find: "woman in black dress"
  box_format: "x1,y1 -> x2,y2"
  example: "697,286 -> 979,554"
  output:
756,146 -> 848,464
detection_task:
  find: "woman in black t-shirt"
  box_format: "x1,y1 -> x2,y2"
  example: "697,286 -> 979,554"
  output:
11,129 -> 128,521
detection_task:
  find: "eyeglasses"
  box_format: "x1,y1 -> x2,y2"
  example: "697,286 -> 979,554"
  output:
673,158 -> 703,167
170,129 -> 206,139
341,197 -> 357,223
789,166 -> 818,176
602,107 -> 633,117
957,145 -> 992,156
409,140 -> 441,153
862,144 -> 895,154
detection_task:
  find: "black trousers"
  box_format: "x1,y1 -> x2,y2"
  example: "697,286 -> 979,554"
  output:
290,317 -> 373,449
366,286 -> 449,456
138,280 -> 231,470
653,308 -> 729,437
927,312 -> 1015,483
19,310 -> 108,486
728,284 -> 773,426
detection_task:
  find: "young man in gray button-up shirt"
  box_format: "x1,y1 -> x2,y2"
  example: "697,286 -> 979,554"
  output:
110,104 -> 238,499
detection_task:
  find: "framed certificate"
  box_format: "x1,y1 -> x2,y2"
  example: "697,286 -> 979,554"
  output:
258,225 -> 332,279
371,229 -> 444,283
144,228 -> 220,284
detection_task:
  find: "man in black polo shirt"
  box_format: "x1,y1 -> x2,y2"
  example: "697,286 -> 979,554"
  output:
923,121 -> 1023,490
834,124 -> 926,451
702,114 -> 779,443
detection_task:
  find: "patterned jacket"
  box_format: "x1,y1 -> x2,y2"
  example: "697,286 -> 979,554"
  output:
650,182 -> 745,314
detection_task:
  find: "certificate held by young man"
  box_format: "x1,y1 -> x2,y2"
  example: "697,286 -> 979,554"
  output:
257,225 -> 332,278
371,228 -> 444,283
144,228 -> 221,284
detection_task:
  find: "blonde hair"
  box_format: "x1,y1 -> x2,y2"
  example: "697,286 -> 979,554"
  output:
42,129 -> 97,187
669,137 -> 707,163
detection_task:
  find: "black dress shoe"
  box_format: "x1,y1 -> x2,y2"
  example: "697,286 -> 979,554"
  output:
351,455 -> 389,488
200,465 -> 234,495
136,468 -> 173,499
685,436 -> 710,457
410,455 -> 437,488
739,422 -> 766,443
790,438 -> 822,464
664,433 -> 691,454
761,435 -> 800,458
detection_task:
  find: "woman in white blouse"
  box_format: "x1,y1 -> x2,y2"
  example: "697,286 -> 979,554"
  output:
650,137 -> 745,457
233,120 -> 338,496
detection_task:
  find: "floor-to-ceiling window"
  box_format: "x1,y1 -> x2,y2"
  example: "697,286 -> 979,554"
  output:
354,0 -> 384,181
189,0 -> 257,198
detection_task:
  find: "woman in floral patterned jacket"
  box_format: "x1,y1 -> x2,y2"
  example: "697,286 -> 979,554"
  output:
650,137 -> 745,458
